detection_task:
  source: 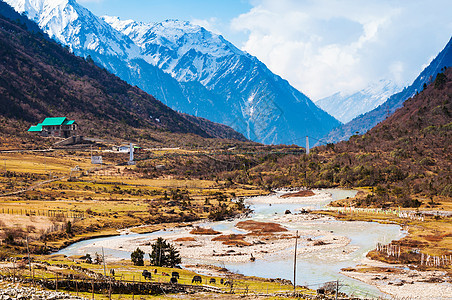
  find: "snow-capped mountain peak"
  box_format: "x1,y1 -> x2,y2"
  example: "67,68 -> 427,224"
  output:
103,16 -> 245,84
5,0 -> 140,58
104,17 -> 242,57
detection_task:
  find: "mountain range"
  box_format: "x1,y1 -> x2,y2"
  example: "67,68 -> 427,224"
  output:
4,0 -> 340,147
323,37 -> 452,144
316,80 -> 401,124
0,1 -> 246,146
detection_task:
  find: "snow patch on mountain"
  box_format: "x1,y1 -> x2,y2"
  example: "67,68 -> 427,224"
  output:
316,79 -> 402,123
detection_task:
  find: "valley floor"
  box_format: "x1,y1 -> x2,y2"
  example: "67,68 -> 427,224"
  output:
0,149 -> 451,299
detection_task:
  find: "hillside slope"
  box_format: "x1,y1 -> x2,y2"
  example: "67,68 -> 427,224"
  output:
323,37 -> 452,143
0,7 -> 246,146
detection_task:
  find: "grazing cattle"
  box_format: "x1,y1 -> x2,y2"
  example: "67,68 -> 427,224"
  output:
170,277 -> 178,284
162,272 -> 170,276
142,270 -> 152,280
192,275 -> 202,284
224,280 -> 233,287
209,278 -> 216,284
154,269 -> 158,274
171,272 -> 180,279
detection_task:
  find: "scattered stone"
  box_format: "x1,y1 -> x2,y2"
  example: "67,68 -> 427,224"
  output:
0,285 -> 87,300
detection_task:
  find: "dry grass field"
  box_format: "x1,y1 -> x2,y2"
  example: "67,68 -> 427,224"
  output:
0,149 -> 298,298
0,149 -> 265,253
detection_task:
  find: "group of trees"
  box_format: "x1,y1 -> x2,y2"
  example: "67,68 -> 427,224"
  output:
131,237 -> 181,267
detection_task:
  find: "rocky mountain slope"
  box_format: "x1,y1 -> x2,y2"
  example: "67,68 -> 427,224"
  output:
4,0 -> 340,146
322,36 -> 452,144
0,4 -> 246,145
316,80 -> 401,123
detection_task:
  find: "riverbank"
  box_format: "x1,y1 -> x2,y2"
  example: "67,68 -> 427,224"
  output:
320,192 -> 452,299
341,258 -> 452,299
247,189 -> 332,204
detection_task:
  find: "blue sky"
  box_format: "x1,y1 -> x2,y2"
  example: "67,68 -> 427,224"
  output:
79,0 -> 452,100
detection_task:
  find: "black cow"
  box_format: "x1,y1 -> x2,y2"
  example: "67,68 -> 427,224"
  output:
171,272 -> 180,279
170,277 -> 178,284
224,280 -> 233,287
209,278 -> 216,284
192,275 -> 202,284
142,270 -> 152,280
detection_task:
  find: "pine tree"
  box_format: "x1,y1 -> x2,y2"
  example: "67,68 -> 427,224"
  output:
167,244 -> 181,267
131,247 -> 145,266
149,238 -> 181,267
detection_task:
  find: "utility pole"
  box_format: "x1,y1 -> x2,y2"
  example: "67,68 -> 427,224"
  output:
26,237 -> 31,275
306,136 -> 309,155
293,230 -> 298,295
128,143 -> 135,165
335,280 -> 339,300
102,247 -> 107,277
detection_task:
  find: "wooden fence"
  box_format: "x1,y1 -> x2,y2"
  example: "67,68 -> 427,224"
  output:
0,274 -> 320,299
0,208 -> 85,219
376,242 -> 452,267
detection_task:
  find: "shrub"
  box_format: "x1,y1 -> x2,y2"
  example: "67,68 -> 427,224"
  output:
2,227 -> 25,245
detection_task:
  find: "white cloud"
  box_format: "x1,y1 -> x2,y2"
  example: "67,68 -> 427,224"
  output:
191,17 -> 222,35
231,0 -> 452,100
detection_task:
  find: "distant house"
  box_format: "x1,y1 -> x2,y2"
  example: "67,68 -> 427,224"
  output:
113,145 -> 131,153
112,145 -> 141,153
28,117 -> 78,138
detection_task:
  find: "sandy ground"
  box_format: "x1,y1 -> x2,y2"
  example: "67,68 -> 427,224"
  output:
342,258 -> 452,299
83,189 -> 355,264
247,189 -> 331,204
89,216 -> 352,264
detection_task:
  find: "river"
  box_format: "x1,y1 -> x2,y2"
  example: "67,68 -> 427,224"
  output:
57,189 -> 404,298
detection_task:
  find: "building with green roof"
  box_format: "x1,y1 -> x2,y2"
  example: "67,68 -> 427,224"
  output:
27,117 -> 78,138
